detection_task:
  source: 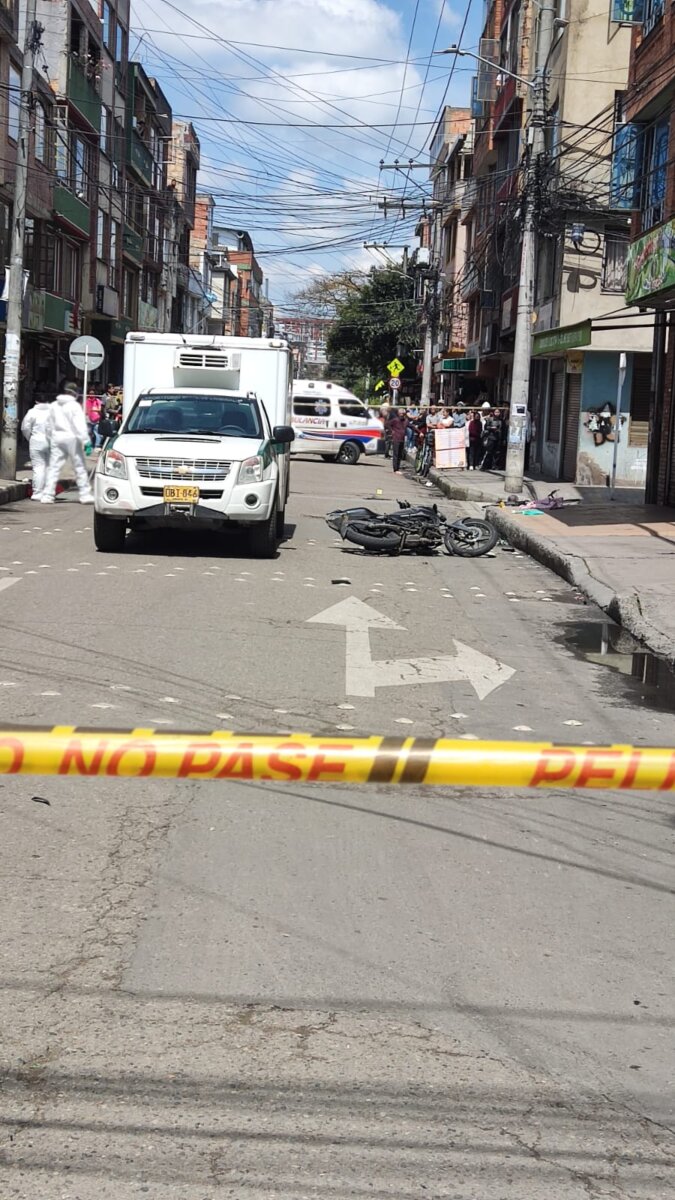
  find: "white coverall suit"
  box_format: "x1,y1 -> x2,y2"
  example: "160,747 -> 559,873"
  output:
42,394 -> 93,504
20,402 -> 52,500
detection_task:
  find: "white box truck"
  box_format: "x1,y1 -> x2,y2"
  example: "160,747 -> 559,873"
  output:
94,333 -> 294,557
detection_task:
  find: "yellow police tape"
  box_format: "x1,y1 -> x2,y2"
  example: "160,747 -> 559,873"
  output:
0,727 -> 672,790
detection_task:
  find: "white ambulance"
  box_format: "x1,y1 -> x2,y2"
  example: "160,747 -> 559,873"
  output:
94,334 -> 293,556
291,380 -> 383,464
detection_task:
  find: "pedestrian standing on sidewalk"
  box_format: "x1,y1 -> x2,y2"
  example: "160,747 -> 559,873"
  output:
467,410 -> 483,470
21,393 -> 53,500
97,407 -> 115,447
85,391 -> 103,447
41,391 -> 94,505
388,408 -> 409,474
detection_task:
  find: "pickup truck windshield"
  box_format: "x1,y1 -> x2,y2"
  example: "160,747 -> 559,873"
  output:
126,394 -> 263,438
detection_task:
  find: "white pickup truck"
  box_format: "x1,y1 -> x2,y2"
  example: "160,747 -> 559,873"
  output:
94,334 -> 294,557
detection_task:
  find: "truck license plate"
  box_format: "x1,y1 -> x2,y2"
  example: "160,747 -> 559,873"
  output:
163,485 -> 199,503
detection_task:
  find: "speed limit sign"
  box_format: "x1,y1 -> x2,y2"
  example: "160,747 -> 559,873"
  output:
389,377 -> 401,391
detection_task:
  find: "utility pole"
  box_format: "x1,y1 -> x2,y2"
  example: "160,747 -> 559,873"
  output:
504,6 -> 556,494
1,0 -> 40,479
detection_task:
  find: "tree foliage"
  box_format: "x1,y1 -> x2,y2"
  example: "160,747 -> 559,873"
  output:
290,264 -> 418,395
326,265 -> 418,393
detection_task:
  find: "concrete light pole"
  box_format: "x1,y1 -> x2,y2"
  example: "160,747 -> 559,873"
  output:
1,0 -> 40,479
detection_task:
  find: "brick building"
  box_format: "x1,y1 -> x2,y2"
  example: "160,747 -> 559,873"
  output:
624,2 -> 675,504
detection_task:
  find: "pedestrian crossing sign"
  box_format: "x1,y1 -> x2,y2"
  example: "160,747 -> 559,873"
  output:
387,357 -> 405,377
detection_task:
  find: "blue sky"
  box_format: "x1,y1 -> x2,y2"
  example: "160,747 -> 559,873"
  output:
130,1 -> 484,303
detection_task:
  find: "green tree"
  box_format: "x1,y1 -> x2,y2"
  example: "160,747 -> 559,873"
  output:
325,265 -> 418,394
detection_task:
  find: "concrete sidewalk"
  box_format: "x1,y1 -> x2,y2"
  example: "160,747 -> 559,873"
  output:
414,457 -> 675,662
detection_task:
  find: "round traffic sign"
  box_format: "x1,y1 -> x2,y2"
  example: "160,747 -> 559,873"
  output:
389,377 -> 401,390
69,335 -> 105,372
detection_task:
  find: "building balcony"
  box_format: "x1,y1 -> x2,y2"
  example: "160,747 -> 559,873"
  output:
53,184 -> 90,237
44,292 -> 80,335
67,57 -> 102,134
127,129 -> 153,188
123,225 -> 145,265
460,257 -> 480,300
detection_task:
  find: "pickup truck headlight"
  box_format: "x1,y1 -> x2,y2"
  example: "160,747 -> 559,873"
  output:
99,449 -> 128,480
239,455 -> 264,484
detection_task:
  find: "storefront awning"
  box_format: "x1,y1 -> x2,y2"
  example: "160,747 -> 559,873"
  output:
440,357 -> 476,372
532,319 -> 592,357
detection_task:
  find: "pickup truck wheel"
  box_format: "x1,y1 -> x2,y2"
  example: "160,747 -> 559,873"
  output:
275,505 -> 286,538
94,512 -> 127,553
250,499 -> 279,558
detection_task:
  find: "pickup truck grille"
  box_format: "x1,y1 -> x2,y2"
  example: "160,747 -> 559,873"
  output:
134,457 -> 232,482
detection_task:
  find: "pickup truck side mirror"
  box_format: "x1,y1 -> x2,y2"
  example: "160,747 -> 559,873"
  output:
273,425 -> 295,445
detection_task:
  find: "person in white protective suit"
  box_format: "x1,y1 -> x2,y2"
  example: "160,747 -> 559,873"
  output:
41,391 -> 94,504
21,396 -> 53,500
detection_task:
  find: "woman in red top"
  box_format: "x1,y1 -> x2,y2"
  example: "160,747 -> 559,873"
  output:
467,411 -> 483,470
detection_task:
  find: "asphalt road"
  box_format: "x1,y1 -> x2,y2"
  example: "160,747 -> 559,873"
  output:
1,455 -> 674,1199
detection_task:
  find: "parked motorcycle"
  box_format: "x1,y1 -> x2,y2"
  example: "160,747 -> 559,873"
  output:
326,500 -> 499,557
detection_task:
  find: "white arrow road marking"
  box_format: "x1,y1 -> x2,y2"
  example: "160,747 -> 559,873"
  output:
308,597 -> 515,700
0,578 -> 20,594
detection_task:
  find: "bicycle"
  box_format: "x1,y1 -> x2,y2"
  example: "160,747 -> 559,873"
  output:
415,430 -> 434,478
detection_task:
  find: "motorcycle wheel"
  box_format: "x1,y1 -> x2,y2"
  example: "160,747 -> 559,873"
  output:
343,522 -> 402,553
444,518 -> 498,557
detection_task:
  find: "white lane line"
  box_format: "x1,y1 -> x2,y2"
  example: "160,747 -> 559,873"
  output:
0,578 -> 20,592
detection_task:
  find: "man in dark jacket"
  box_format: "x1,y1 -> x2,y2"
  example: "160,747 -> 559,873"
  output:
388,409 -> 409,473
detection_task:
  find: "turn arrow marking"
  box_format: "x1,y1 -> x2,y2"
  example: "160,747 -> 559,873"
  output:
308,596 -> 515,699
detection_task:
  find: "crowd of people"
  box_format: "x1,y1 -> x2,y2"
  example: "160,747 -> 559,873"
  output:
379,400 -> 514,474
21,382 -> 123,504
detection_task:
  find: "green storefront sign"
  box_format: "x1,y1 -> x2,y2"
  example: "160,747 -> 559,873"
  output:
626,217 -> 675,305
440,357 -> 476,372
532,319 -> 592,357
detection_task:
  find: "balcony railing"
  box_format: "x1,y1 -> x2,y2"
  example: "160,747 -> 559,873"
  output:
67,57 -> 102,134
127,129 -> 153,187
53,184 -> 90,237
123,225 -> 144,264
460,257 -> 480,301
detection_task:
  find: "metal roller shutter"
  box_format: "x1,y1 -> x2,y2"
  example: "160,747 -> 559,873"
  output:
562,374 -> 581,481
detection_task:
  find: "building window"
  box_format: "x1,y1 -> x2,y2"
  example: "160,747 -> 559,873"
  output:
8,63 -> 20,141
109,220 -> 119,289
100,105 -> 109,157
71,134 -> 90,199
602,228 -> 629,292
96,209 -> 108,260
141,267 -> 158,307
34,103 -> 46,161
102,1 -> 114,51
62,241 -> 79,301
643,0 -> 664,36
123,267 -> 137,319
641,117 -> 668,230
115,23 -> 127,69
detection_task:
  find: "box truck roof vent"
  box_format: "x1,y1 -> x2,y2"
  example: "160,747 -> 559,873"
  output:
175,350 -> 241,371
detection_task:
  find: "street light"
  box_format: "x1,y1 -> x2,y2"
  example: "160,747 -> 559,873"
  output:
434,45 -> 534,90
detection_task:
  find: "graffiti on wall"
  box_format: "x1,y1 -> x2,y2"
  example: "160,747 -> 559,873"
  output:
583,403 -> 627,447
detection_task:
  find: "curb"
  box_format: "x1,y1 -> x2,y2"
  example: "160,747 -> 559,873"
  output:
404,453 -> 506,505
487,507 -> 675,666
0,480 -> 30,505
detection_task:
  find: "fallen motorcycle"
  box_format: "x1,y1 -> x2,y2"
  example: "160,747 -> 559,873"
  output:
326,500 -> 499,557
